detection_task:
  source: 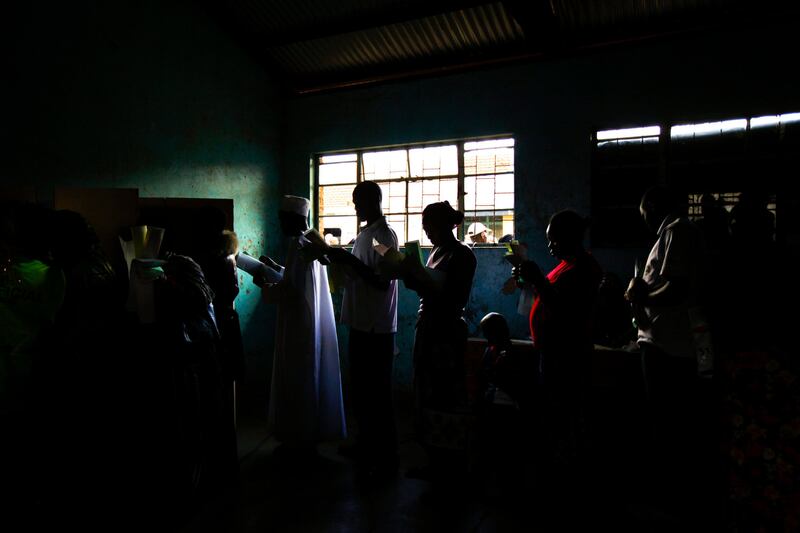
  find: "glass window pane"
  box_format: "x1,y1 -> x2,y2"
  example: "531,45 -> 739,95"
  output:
423,179 -> 440,195
363,149 -> 409,181
408,181 -> 423,210
495,192 -> 514,210
387,214 -> 406,244
319,153 -> 357,164
464,147 -> 514,175
463,177 -> 476,211
386,181 -> 406,213
408,214 -> 422,245
377,183 -> 391,211
409,145 -> 458,177
495,173 -> 514,193
389,195 -> 405,213
319,162 -> 357,185
320,216 -> 358,247
440,179 -> 459,208
464,138 -> 514,151
319,184 -> 356,216
475,179 -> 495,207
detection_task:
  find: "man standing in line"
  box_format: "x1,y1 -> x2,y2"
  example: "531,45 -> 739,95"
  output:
259,195 -> 346,457
327,181 -> 399,477
625,185 -> 713,525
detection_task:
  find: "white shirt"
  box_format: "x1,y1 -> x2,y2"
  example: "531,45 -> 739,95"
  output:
638,214 -> 705,358
341,217 -> 399,334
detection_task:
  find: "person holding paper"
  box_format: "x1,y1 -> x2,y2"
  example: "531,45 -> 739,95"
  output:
325,181 -> 399,476
512,209 -> 601,488
403,201 -> 476,480
261,195 -> 346,456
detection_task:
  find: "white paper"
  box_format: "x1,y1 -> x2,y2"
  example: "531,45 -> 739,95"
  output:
236,253 -> 284,283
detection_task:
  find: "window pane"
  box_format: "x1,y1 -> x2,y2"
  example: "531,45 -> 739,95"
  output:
409,145 -> 458,177
495,193 -> 514,210
463,213 -> 511,244
408,181 -> 423,210
463,177 -> 476,211
363,149 -> 409,181
440,179 -> 459,208
387,214 -> 406,244
464,138 -> 514,151
475,179 -> 495,208
464,147 -> 514,175
319,153 -> 357,164
494,173 -> 514,193
319,184 -> 356,216
320,216 -> 358,247
387,181 -> 406,213
408,213 -> 423,244
319,162 -> 357,185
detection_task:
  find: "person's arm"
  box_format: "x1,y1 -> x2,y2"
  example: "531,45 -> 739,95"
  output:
626,276 -> 689,307
327,247 -> 390,290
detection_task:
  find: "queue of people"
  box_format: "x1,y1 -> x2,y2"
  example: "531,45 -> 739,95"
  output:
1,183 -> 789,530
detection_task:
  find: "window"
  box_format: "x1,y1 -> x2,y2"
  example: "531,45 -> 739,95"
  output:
592,112 -> 798,247
316,137 -> 514,246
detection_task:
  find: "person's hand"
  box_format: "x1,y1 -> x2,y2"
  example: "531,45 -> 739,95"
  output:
625,277 -> 648,304
253,275 -> 274,289
519,260 -> 544,286
260,255 -> 281,272
501,276 -> 518,295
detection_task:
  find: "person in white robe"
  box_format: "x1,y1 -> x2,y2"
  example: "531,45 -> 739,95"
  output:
258,195 -> 346,451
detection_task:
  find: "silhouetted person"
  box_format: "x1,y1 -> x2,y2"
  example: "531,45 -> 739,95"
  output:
326,181 -> 399,477
189,206 -> 244,487
625,185 -> 714,525
512,209 -> 602,486
155,254 -> 234,503
259,196 -> 346,458
403,201 -> 476,480
730,190 -> 774,247
696,193 -> 730,252
478,312 -> 535,410
0,202 -> 65,520
476,312 -> 531,496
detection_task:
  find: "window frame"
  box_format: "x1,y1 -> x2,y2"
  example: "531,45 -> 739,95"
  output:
313,135 -> 515,246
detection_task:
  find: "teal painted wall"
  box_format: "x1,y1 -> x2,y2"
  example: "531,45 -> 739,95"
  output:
5,0 -> 283,393
283,23 -> 799,389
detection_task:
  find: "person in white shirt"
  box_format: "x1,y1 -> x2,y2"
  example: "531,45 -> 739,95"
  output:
327,181 -> 399,476
258,195 -> 346,457
625,185 -> 712,522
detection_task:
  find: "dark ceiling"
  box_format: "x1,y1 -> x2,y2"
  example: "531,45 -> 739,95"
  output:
200,0 -> 797,94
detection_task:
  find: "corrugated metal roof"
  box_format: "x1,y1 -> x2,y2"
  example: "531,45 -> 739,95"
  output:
268,3 -> 523,75
202,0 -> 786,91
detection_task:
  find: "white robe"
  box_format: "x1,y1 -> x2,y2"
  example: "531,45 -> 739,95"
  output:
267,235 -> 346,444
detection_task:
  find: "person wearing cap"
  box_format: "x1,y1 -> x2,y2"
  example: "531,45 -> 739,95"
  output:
466,221 -> 494,244
259,195 -> 346,456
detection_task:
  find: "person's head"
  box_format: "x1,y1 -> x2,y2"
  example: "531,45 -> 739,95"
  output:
51,210 -> 100,267
480,312 -> 510,348
422,201 -> 463,246
640,186 -> 680,233
546,210 -> 588,259
279,195 -> 310,237
353,181 -> 383,223
162,253 -> 215,312
466,222 -> 489,244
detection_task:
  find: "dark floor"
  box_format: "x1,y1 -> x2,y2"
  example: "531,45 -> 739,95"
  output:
177,400 -> 712,533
